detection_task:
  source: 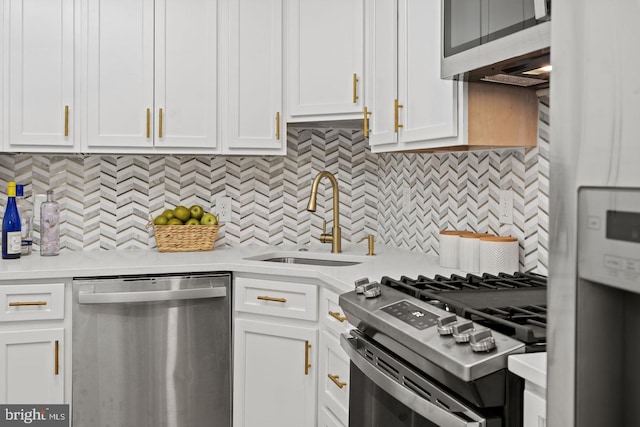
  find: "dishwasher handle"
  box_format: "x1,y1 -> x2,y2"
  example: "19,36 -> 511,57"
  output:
78,286 -> 226,304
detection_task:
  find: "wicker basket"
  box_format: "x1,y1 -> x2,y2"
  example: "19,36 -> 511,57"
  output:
148,216 -> 222,252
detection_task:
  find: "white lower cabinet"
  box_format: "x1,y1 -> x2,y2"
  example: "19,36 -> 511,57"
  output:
317,288 -> 352,426
318,331 -> 349,426
233,275 -> 320,427
0,281 -> 69,404
523,387 -> 547,427
233,318 -> 317,427
0,329 -> 64,403
318,405 -> 346,427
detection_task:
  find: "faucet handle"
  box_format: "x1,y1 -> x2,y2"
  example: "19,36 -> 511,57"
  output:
322,220 -> 327,234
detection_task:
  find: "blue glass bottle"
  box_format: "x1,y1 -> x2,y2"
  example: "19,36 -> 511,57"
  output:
2,181 -> 22,259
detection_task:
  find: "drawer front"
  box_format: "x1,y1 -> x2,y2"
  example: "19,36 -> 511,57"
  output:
320,288 -> 352,334
235,277 -> 318,321
0,283 -> 65,322
318,331 -> 349,425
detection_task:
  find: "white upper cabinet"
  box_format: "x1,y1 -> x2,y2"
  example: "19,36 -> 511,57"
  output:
2,0 -> 77,152
84,0 -> 219,153
155,0 -> 218,151
366,0 -> 461,152
286,0 -> 365,121
224,0 -> 285,155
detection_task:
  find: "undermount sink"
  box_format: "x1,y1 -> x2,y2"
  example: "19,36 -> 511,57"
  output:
259,257 -> 360,267
245,251 -> 363,267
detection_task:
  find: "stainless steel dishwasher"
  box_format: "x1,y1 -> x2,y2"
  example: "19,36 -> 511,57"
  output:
72,272 -> 231,427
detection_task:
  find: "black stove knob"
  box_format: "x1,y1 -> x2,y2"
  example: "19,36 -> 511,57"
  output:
436,314 -> 458,335
469,328 -> 497,352
452,320 -> 475,343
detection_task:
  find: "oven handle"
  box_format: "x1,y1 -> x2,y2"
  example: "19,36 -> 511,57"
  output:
78,287 -> 226,304
340,333 -> 485,427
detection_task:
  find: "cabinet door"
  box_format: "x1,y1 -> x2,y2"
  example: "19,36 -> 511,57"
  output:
86,0 -> 155,149
233,318 -> 317,427
397,0 -> 458,144
0,329 -> 64,403
155,0 -> 218,150
287,0 -> 364,119
365,0 -> 398,147
523,388 -> 547,427
318,331 -> 349,425
3,0 -> 75,151
226,0 -> 284,154
318,405 -> 346,427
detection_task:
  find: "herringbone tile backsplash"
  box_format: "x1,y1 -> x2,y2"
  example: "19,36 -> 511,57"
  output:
0,103 -> 549,274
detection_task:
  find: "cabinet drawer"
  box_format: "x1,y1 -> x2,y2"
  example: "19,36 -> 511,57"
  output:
0,284 -> 65,322
235,277 -> 318,321
318,331 -> 349,425
320,288 -> 352,334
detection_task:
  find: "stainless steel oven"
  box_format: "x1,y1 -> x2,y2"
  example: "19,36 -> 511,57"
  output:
343,331 -> 489,427
340,273 -> 548,427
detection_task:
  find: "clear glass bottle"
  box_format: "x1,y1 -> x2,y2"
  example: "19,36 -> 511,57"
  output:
40,189 -> 60,256
2,181 -> 22,259
16,184 -> 33,256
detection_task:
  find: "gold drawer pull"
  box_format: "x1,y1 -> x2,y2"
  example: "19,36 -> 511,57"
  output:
328,310 -> 347,322
54,340 -> 59,375
276,112 -> 281,140
158,108 -> 163,138
9,301 -> 48,307
328,373 -> 347,389
257,295 -> 287,303
304,341 -> 312,375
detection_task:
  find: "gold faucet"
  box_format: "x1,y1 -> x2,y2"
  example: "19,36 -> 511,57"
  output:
306,171 -> 342,253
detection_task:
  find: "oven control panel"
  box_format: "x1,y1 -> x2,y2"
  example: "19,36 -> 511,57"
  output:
380,300 -> 440,330
578,187 -> 640,292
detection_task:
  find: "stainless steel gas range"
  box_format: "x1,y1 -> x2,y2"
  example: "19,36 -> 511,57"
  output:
339,272 -> 547,427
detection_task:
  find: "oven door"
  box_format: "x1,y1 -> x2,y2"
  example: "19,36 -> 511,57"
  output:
341,331 -> 488,427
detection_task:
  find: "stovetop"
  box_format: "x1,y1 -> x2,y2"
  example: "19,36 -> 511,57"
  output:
380,272 -> 547,346
338,271 -> 547,382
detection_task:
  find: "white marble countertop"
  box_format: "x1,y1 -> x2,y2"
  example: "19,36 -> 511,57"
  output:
508,352 -> 547,389
0,242 -> 466,293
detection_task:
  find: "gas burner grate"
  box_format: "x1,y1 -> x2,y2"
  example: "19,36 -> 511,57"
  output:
380,272 -> 548,347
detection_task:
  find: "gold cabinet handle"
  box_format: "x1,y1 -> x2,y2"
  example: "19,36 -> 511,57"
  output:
257,295 -> 287,303
9,301 -> 47,307
328,311 -> 347,322
353,73 -> 359,103
64,105 -> 69,136
363,107 -> 372,138
394,99 -> 404,133
158,108 -> 163,138
146,108 -> 151,138
304,341 -> 311,375
54,340 -> 59,375
328,373 -> 347,389
276,112 -> 281,140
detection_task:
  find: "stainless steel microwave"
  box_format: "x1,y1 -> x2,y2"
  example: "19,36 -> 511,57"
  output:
441,0 -> 551,88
